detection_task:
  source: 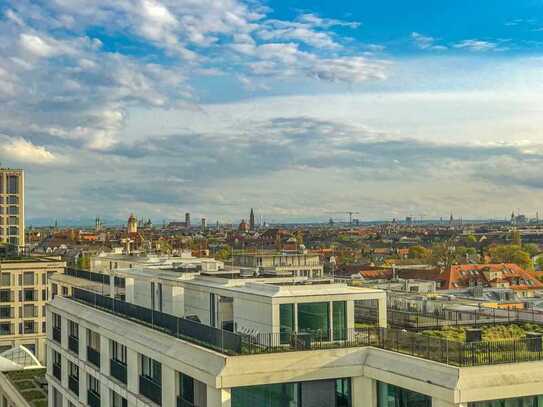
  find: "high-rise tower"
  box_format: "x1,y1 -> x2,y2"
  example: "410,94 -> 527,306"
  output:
249,208 -> 255,231
0,168 -> 24,248
185,212 -> 191,228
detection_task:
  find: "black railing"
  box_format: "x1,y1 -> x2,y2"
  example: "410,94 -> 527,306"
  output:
110,358 -> 127,384
52,363 -> 61,381
87,390 -> 101,407
65,268 -> 125,287
140,375 -> 162,405
68,375 -> 79,396
87,347 -> 100,368
356,304 -> 543,331
69,288 -> 543,366
52,326 -> 61,343
68,335 -> 79,354
71,288 -> 241,355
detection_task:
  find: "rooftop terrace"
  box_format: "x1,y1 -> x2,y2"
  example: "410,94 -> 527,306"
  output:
68,288 -> 543,367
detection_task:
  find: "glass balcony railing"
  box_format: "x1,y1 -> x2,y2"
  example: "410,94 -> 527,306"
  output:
52,326 -> 61,343
87,347 -> 100,368
68,375 -> 79,396
139,375 -> 162,405
68,335 -> 79,354
110,358 -> 127,384
87,390 -> 100,407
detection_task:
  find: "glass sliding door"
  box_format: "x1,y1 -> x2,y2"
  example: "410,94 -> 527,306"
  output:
232,383 -> 299,407
469,395 -> 543,407
298,302 -> 329,340
378,382 -> 431,407
280,304 -> 294,344
333,301 -> 347,341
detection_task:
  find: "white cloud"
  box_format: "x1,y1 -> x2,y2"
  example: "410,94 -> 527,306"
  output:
0,136 -> 57,164
411,32 -> 447,50
19,33 -> 58,57
453,39 -> 498,52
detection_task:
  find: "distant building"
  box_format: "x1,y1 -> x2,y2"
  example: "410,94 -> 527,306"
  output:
0,169 -> 24,249
201,217 -> 207,231
127,213 -> 138,234
238,219 -> 249,233
233,250 -> 324,278
185,212 -> 191,228
0,256 -> 65,361
249,208 -> 255,231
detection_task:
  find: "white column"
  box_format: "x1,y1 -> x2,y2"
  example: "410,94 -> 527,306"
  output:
127,348 -> 139,394
352,376 -> 376,407
162,365 -> 177,406
207,386 -> 231,407
100,335 -> 110,376
377,295 -> 387,328
79,327 -> 87,361
61,315 -> 68,349
79,368 -> 88,405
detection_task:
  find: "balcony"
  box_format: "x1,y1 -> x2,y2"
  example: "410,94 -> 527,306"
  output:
52,363 -> 61,381
68,375 -> 79,396
68,335 -> 79,354
140,375 -> 162,405
87,390 -> 101,407
68,288 -> 543,367
52,326 -> 61,343
87,347 -> 100,368
110,358 -> 127,384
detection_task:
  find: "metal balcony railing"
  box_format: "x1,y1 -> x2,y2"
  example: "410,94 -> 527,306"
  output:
87,390 -> 100,407
68,375 -> 79,396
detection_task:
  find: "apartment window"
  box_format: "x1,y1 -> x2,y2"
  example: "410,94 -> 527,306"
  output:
87,329 -> 101,368
52,283 -> 58,299
0,306 -> 11,319
298,302 -> 330,339
279,304 -> 294,344
68,320 -> 79,338
7,196 -> 18,205
0,290 -> 11,302
41,289 -> 46,301
8,217 -> 17,226
23,272 -> 34,286
377,382 -> 431,407
87,374 -> 101,406
23,289 -> 36,301
179,373 -> 195,406
52,386 -> 62,407
52,349 -> 62,381
141,355 -> 161,383
0,323 -> 11,335
42,321 -> 46,333
23,304 -> 35,318
0,274 -> 10,287
111,390 -> 127,407
112,340 -> 127,364
23,320 -> 35,334
53,313 -> 62,342
8,206 -> 18,215
62,286 -> 68,296
41,273 -> 46,285
7,176 -> 18,194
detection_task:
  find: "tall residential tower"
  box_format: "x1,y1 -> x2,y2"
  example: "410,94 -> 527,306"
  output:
0,169 -> 24,249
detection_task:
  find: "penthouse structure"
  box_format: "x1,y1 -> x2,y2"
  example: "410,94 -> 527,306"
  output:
46,262 -> 543,407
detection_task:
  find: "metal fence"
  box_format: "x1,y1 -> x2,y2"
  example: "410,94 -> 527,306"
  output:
65,268 -> 125,287
71,288 -> 242,355
356,305 -> 543,330
69,288 -> 543,366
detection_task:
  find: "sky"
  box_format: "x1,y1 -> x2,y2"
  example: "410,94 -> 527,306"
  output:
1,1 -> 543,225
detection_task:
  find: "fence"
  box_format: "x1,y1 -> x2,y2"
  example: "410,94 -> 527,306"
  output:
71,288 -> 242,355
356,305 -> 543,330
65,268 -> 125,288
69,288 -> 543,366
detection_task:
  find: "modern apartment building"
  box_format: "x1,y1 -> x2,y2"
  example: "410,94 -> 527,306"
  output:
233,250 -> 324,278
0,169 -> 24,249
0,256 -> 65,362
46,264 -> 543,407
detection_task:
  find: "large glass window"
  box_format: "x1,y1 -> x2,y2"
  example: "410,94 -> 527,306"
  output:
280,303 -> 294,344
112,340 -> 127,364
333,302 -> 347,341
469,396 -> 543,407
298,302 -> 329,339
232,379 -> 351,407
378,382 -> 431,407
141,355 -> 161,384
179,373 -> 195,405
7,176 -> 18,194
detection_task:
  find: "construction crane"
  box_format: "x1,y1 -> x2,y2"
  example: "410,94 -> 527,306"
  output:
326,211 -> 360,225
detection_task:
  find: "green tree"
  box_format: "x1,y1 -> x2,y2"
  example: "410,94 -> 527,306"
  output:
488,244 -> 532,270
522,243 -> 540,257
215,246 -> 232,261
511,230 -> 522,246
408,246 -> 430,259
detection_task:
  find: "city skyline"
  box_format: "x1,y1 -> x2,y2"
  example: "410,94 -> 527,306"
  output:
2,1 -> 543,222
